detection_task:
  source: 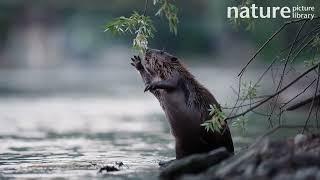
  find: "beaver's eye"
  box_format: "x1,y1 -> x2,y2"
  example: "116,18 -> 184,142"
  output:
171,57 -> 178,62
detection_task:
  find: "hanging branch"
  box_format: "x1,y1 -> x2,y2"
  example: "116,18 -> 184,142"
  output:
143,0 -> 149,16
203,17 -> 320,134
281,79 -> 316,110
206,15 -> 320,137
225,62 -> 320,121
303,64 -> 320,133
286,94 -> 320,111
104,0 -> 178,53
238,17 -> 320,77
266,19 -> 308,127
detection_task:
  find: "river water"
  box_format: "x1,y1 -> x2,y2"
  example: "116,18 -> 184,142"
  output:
0,97 -> 174,179
0,65 -> 303,179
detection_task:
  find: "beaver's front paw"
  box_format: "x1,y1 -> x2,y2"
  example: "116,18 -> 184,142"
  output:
144,83 -> 158,92
130,55 -> 143,70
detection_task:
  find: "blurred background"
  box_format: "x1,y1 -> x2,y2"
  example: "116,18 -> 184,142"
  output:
0,0 -> 318,179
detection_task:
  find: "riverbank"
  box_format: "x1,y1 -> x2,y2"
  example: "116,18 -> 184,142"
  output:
160,133 -> 320,180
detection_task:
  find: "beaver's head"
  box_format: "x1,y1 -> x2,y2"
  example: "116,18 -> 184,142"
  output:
143,48 -> 180,78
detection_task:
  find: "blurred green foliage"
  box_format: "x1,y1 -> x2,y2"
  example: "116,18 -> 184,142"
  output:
0,0 -> 318,59
105,0 -> 179,53
241,81 -> 259,101
227,0 -> 320,63
232,116 -> 249,135
154,0 -> 179,34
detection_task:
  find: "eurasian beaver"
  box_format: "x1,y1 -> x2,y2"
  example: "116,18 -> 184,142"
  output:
131,49 -> 234,159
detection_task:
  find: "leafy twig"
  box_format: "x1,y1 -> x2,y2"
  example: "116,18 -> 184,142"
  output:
104,0 -> 178,52
154,0 -> 179,34
226,62 -> 320,121
238,17 -> 320,77
201,105 -> 226,133
105,12 -> 155,53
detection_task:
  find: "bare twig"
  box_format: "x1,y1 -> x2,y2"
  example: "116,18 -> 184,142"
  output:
303,64 -> 320,133
238,24 -> 287,77
286,48 -> 320,111
316,101 -> 320,129
238,17 -> 320,77
143,0 -> 149,16
252,110 -> 271,117
286,94 -> 320,111
226,62 -> 320,121
291,35 -> 317,63
227,76 -> 243,119
227,58 -> 277,122
267,20 -> 308,127
222,98 -> 265,110
224,18 -> 320,137
281,23 -> 320,55
281,79 -> 316,110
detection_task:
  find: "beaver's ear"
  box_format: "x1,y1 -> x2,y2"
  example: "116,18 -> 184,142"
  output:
171,57 -> 178,62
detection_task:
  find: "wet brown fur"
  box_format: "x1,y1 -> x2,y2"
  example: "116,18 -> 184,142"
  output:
134,49 -> 234,159
143,50 -> 222,119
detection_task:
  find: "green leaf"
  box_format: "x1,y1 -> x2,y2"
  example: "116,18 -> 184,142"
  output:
312,34 -> 320,48
304,59 -> 319,68
154,0 -> 179,35
232,116 -> 249,134
240,81 -> 259,100
104,12 -> 155,53
104,1 -> 179,52
201,104 -> 226,134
